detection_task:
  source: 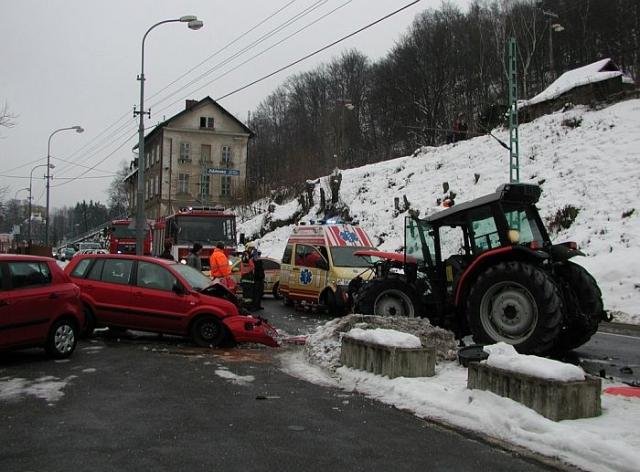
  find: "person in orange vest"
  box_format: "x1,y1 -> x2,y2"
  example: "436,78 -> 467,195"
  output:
209,242 -> 231,284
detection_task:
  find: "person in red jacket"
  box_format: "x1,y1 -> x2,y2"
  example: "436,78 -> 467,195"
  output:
209,242 -> 231,284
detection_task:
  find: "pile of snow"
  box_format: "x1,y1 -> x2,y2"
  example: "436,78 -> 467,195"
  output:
304,315 -> 457,372
345,327 -> 422,349
279,321 -> 640,472
484,342 -> 585,382
240,99 -> 640,324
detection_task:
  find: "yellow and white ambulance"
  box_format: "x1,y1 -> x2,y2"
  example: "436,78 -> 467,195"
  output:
278,223 -> 375,314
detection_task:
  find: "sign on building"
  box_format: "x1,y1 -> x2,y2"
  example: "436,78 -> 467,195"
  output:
206,168 -> 240,176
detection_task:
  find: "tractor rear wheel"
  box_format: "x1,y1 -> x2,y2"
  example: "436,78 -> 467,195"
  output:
553,261 -> 603,352
466,261 -> 562,355
354,279 -> 419,318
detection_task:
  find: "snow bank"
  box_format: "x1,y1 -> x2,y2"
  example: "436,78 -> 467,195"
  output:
484,342 -> 585,382
345,327 -> 422,348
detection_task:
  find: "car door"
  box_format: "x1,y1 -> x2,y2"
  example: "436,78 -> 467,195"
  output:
86,258 -> 134,326
288,244 -> 327,302
130,261 -> 191,333
1,261 -> 55,347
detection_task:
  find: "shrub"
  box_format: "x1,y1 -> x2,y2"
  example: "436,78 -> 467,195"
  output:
548,205 -> 580,233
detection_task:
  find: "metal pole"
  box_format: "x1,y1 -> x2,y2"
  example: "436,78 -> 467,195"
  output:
135,19 -> 185,256
508,37 -> 520,183
46,126 -> 83,246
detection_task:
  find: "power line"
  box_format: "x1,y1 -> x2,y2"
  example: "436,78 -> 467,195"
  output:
148,0 -> 329,111
216,0 -> 422,101
147,0 -> 301,102
156,0 -> 354,115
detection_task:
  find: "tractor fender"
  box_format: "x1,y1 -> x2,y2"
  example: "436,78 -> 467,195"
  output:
454,246 -> 547,307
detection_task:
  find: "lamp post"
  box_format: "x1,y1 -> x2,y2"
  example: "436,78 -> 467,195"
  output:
29,163 -> 55,246
543,10 -> 564,80
46,126 -> 84,246
135,16 -> 203,256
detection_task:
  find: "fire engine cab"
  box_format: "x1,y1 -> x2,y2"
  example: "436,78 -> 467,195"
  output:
152,207 -> 237,269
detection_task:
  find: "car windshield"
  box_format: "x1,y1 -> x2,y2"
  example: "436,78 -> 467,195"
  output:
330,246 -> 376,267
111,224 -> 136,238
172,262 -> 213,291
172,216 -> 235,245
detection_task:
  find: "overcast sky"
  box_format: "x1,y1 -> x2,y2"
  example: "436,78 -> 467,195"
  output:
0,0 -> 470,210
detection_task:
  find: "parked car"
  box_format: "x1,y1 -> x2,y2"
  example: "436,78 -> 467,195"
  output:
230,256 -> 282,298
64,254 -> 278,348
58,247 -> 77,261
0,255 -> 84,358
74,248 -> 108,258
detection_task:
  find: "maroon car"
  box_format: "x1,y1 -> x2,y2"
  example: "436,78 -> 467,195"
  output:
0,255 -> 84,358
64,254 -> 278,348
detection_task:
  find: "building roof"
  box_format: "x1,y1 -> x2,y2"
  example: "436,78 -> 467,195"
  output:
133,96 -> 254,150
520,58 -> 633,107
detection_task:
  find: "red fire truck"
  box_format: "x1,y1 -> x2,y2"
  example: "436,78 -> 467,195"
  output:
152,207 -> 237,269
106,219 -> 152,255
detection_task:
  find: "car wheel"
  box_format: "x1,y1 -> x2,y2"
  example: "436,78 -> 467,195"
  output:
191,315 -> 226,347
45,318 -> 78,359
466,261 -> 562,355
272,281 -> 282,299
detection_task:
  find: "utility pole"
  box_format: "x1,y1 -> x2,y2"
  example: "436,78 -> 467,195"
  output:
508,37 -> 520,183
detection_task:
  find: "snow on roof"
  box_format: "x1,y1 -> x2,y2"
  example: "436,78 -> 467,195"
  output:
521,58 -> 625,107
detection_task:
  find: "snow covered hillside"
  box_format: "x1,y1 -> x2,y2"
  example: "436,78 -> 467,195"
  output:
239,99 -> 640,323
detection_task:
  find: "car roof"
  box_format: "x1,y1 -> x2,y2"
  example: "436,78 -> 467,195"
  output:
73,253 -> 177,265
0,254 -> 55,262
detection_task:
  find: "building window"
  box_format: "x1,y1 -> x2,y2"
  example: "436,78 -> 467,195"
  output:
221,176 -> 231,197
221,145 -> 232,165
179,142 -> 191,162
200,174 -> 210,200
200,144 -> 211,163
178,174 -> 189,194
200,117 -> 214,129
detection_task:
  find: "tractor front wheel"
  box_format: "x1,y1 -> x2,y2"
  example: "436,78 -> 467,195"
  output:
354,279 -> 419,318
466,261 -> 562,355
553,261 -> 603,352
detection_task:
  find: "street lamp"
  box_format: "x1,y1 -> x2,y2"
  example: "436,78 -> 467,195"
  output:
29,163 -> 55,246
14,187 -> 29,200
135,15 -> 203,256
46,126 -> 84,246
543,10 -> 564,80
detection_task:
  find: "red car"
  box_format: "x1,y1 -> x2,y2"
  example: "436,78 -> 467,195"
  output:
0,255 -> 84,358
64,254 -> 278,348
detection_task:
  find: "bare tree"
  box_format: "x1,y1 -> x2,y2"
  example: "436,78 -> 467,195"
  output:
0,102 -> 17,137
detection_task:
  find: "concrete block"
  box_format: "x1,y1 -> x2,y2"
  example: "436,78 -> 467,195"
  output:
340,336 -> 436,378
467,362 -> 601,421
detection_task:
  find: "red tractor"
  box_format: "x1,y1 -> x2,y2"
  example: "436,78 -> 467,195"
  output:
351,183 -> 605,355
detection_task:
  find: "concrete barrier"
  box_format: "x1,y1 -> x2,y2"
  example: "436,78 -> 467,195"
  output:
340,336 -> 436,378
467,362 -> 601,421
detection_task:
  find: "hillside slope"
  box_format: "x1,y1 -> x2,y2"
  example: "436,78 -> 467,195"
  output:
239,99 -> 640,323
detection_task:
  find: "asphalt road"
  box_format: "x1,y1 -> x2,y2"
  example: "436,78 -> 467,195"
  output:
0,313 -> 561,472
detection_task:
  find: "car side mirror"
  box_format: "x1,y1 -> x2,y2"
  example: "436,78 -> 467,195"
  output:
317,259 -> 329,271
172,283 -> 186,295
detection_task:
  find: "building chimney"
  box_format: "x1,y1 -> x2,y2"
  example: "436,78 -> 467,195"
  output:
185,99 -> 198,110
